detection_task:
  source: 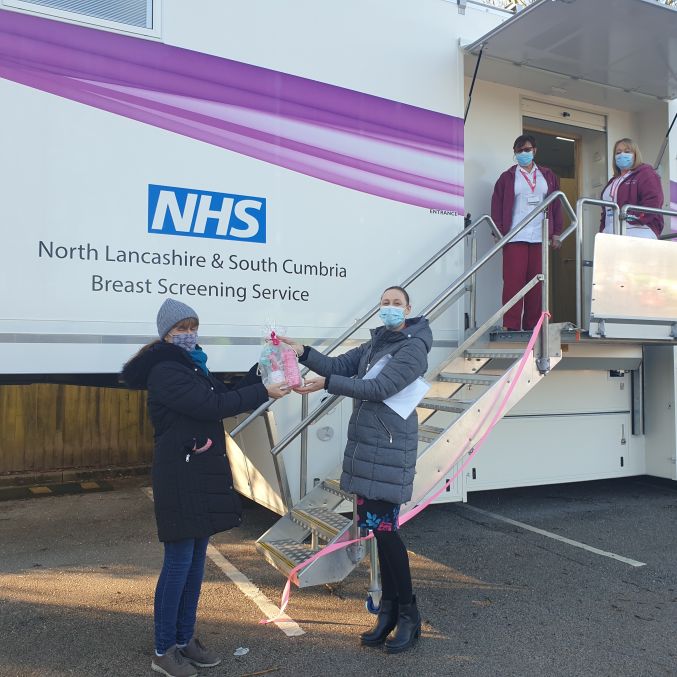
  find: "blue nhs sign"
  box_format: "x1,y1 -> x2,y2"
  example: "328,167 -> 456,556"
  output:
148,184 -> 266,243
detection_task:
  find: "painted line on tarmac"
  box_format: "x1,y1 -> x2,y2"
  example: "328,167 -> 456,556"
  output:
462,504 -> 646,568
142,488 -> 305,636
206,545 -> 305,637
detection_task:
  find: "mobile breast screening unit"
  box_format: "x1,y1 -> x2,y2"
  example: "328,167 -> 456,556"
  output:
1,0 -> 676,599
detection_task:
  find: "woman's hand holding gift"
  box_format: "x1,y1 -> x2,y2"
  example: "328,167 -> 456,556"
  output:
266,382 -> 290,399
293,376 -> 326,394
277,336 -> 304,357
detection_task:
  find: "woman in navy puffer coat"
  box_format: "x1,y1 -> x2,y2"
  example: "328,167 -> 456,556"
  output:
282,286 -> 432,655
122,298 -> 288,677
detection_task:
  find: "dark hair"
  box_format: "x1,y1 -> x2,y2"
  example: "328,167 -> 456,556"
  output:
381,285 -> 410,305
513,134 -> 536,151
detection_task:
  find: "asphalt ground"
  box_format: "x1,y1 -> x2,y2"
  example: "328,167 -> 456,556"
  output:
1,476 -> 676,677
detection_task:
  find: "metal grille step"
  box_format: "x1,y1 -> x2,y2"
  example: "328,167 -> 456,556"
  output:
322,478 -> 352,500
291,506 -> 351,539
418,424 -> 445,443
438,372 -> 500,386
418,398 -> 470,414
258,539 -> 319,573
465,348 -> 524,360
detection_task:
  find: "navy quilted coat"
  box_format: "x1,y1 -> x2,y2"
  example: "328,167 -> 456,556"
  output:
302,317 -> 432,504
122,343 -> 268,542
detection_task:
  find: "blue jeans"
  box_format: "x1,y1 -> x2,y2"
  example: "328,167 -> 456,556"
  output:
154,536 -> 209,654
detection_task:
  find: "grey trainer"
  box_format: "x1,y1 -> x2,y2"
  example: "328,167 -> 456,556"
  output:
179,637 -> 222,668
151,645 -> 198,677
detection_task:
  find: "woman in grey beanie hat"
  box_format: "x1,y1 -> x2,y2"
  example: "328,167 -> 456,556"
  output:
122,299 -> 288,677
156,298 -> 199,340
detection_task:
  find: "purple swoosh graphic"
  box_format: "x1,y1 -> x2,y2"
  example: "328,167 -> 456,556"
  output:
671,180 -> 677,231
0,11 -> 464,212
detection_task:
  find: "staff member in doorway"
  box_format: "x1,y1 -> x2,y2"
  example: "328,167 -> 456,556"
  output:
599,138 -> 664,239
122,298 -> 288,677
491,134 -> 563,331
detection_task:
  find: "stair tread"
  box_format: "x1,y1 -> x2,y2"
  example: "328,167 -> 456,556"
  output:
489,329 -> 532,343
419,423 -> 445,433
291,506 -> 351,536
258,538 -> 320,568
322,478 -> 352,499
418,423 -> 445,442
438,372 -> 500,384
419,397 -> 471,413
465,348 -> 524,359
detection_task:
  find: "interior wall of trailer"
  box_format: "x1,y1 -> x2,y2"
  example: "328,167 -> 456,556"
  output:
463,76 -> 669,326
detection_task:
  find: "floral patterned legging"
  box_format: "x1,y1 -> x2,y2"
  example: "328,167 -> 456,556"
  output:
357,496 -> 412,604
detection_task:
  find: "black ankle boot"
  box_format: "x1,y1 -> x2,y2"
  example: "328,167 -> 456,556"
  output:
384,595 -> 421,653
360,599 -> 399,647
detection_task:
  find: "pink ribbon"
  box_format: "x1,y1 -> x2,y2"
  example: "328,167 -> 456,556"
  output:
260,312 -> 548,624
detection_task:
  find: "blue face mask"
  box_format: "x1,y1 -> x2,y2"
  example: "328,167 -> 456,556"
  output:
615,152 -> 634,170
171,332 -> 198,352
378,306 -> 406,329
515,151 -> 534,167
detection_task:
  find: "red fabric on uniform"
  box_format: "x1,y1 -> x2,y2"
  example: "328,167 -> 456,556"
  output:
502,242 -> 543,331
490,165 -> 564,237
598,163 -> 664,238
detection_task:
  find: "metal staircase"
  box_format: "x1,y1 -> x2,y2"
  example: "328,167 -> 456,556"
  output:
255,327 -> 563,588
227,194 -> 677,597
227,190 -> 580,596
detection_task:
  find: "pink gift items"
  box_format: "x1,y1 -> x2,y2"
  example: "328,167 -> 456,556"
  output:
258,328 -> 302,388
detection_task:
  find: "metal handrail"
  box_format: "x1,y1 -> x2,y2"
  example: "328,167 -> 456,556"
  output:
264,192 -> 576,510
230,215 -> 501,438
619,203 -> 677,234
575,198 -> 620,328
417,190 -> 575,369
265,279 -> 545,472
441,274 -> 543,368
574,200 -> 677,327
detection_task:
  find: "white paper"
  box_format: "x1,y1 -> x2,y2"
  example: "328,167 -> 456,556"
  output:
363,355 -> 431,419
363,354 -> 392,379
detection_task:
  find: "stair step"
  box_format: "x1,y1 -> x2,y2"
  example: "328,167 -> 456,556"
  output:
465,348 -> 524,360
419,398 -> 471,414
258,538 -> 319,572
489,329 -> 532,343
438,372 -> 500,386
322,478 -> 353,501
291,506 -> 351,539
418,424 -> 445,442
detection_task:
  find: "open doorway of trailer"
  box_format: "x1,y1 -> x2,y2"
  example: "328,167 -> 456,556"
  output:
523,114 -> 608,325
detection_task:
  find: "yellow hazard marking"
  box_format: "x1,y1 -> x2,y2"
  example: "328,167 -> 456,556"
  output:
80,481 -> 100,490
29,486 -> 52,495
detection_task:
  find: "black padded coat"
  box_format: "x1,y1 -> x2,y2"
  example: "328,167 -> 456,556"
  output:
302,317 -> 432,505
122,343 -> 268,542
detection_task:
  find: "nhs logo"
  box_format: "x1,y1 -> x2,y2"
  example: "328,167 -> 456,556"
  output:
148,184 -> 266,243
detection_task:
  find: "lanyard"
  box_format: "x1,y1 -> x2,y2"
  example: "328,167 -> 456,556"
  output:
519,167 -> 539,193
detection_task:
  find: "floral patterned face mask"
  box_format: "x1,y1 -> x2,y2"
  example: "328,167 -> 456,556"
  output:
171,332 -> 198,352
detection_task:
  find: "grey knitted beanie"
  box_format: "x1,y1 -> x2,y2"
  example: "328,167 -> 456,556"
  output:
156,298 -> 199,339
